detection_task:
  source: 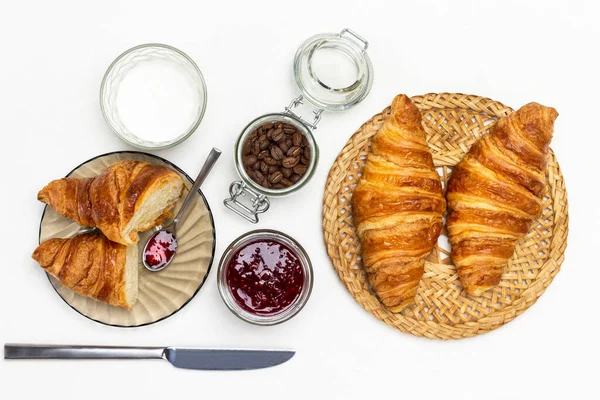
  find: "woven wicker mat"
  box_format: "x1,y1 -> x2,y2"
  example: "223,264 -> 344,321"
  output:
322,93 -> 569,340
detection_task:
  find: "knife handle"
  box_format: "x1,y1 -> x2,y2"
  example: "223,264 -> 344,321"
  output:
4,344 -> 165,360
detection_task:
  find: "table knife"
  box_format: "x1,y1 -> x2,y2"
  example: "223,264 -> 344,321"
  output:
4,344 -> 294,371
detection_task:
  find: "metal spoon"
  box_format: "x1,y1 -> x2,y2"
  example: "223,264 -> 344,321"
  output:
143,147 -> 221,272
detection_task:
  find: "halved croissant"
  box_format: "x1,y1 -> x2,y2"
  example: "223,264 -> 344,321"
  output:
447,102 -> 558,296
38,160 -> 184,246
353,95 -> 446,312
32,232 -> 138,309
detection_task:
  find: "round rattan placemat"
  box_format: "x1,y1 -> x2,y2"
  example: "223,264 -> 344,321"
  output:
322,93 -> 568,339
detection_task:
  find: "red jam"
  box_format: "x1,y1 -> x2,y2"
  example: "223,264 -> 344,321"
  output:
144,231 -> 178,270
226,239 -> 304,315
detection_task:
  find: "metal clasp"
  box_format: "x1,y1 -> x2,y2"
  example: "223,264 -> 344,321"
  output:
285,95 -> 323,130
224,181 -> 270,224
339,28 -> 369,52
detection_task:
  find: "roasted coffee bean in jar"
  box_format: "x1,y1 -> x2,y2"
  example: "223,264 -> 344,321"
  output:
241,120 -> 312,190
227,113 -> 319,224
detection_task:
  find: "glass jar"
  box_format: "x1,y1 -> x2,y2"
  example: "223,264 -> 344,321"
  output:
217,229 -> 314,326
224,28 -> 373,223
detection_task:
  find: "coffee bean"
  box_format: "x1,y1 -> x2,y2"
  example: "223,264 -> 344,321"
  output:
252,141 -> 260,155
302,135 -> 310,147
273,183 -> 285,189
292,132 -> 303,147
260,161 -> 269,173
259,138 -> 270,150
252,161 -> 261,170
266,128 -> 275,139
281,167 -> 292,178
253,170 -> 266,183
287,146 -> 302,158
268,165 -> 279,173
270,146 -> 284,160
293,165 -> 307,175
271,128 -> 284,142
257,150 -> 269,160
243,139 -> 253,154
283,127 -> 295,134
268,171 -> 283,184
282,157 -> 299,168
285,138 -> 293,147
257,127 -> 264,135
301,156 -> 309,165
290,174 -> 302,183
283,123 -> 296,130
280,178 -> 292,187
263,122 -> 274,130
243,155 -> 257,165
304,146 -> 311,159
264,157 -> 278,166
278,141 -> 290,153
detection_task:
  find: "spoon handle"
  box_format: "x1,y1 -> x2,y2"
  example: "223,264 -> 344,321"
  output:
173,147 -> 222,226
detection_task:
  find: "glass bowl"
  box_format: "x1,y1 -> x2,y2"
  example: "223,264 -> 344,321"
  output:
217,229 -> 313,325
100,43 -> 207,150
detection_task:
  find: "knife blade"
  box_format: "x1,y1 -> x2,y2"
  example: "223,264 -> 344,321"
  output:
164,348 -> 294,370
4,344 -> 295,371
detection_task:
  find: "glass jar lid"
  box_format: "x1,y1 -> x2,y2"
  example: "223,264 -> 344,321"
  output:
293,29 -> 373,112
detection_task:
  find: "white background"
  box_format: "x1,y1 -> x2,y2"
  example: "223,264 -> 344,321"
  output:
1,1 -> 599,399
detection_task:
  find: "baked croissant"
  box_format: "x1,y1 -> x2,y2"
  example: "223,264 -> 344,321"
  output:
38,160 -> 184,246
353,95 -> 446,312
447,102 -> 558,296
32,232 -> 138,309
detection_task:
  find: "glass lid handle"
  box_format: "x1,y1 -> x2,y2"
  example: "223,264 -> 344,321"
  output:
339,28 -> 369,51
224,181 -> 270,224
285,95 -> 324,130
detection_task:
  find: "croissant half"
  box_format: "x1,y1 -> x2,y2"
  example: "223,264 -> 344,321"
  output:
447,102 -> 558,296
38,160 -> 184,246
353,95 -> 446,312
32,232 -> 139,309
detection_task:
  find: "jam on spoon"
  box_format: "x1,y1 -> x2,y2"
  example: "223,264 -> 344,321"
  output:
226,239 -> 304,315
143,230 -> 177,270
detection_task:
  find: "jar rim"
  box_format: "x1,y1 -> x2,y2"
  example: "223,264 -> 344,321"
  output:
217,229 -> 314,326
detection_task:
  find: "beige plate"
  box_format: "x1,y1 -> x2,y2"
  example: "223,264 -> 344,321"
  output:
39,151 -> 216,327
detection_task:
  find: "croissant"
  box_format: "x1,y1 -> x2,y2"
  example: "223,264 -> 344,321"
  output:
447,102 -> 558,296
353,95 -> 446,312
32,232 -> 138,309
38,160 -> 184,246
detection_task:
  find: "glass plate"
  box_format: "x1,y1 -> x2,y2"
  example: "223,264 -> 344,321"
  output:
38,151 -> 216,327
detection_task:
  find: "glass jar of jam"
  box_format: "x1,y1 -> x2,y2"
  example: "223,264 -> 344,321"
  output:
217,229 -> 313,325
224,28 -> 374,223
